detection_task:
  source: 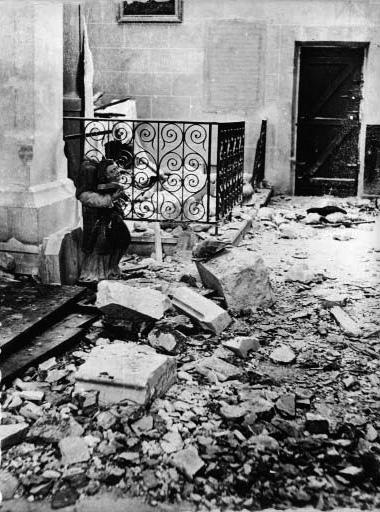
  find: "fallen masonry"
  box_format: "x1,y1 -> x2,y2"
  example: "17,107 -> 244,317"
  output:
170,286 -> 232,334
96,280 -> 172,320
222,336 -> 260,358
330,306 -> 361,336
196,247 -> 275,312
1,196 -> 379,510
75,342 -> 177,405
170,446 -> 204,480
0,422 -> 29,449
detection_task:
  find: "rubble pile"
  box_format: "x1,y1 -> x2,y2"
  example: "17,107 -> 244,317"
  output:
1,197 -> 379,510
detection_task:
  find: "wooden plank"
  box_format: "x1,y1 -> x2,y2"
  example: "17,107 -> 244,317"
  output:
1,313 -> 95,384
0,282 -> 87,355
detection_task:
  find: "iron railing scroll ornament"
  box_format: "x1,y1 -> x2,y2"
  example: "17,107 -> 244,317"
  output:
64,118 -> 245,225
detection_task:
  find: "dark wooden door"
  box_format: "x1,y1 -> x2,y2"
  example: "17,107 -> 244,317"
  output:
295,46 -> 364,196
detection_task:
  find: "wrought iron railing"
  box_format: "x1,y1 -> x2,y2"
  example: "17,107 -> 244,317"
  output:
64,118 -> 245,224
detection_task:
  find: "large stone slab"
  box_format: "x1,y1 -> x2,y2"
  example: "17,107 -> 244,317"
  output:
196,248 -> 274,312
75,342 -> 176,405
170,287 -> 231,334
0,423 -> 29,450
96,281 -> 172,321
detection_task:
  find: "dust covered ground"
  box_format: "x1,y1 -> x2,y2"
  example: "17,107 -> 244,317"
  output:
1,196 -> 380,511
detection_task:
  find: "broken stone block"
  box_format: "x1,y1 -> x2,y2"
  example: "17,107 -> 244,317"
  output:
51,485 -> 79,508
75,342 -> 176,405
0,423 -> 29,449
46,369 -> 68,383
248,434 -> 279,452
38,357 -> 57,372
366,424 -> 378,442
19,402 -> 43,420
258,207 -> 275,221
279,224 -> 298,239
171,287 -> 231,335
326,212 -> 346,224
303,213 -> 321,224
269,345 -> 296,364
18,390 -> 45,403
147,328 -> 185,355
195,356 -> 242,382
0,470 -> 19,500
305,413 -> 330,434
131,415 -> 154,435
196,248 -> 274,312
276,394 -> 296,418
96,281 -> 172,320
330,306 -> 361,337
161,430 -> 184,454
222,336 -> 260,358
244,397 -> 275,420
285,263 -> 316,284
314,290 -> 347,308
170,446 -> 204,480
59,436 -> 90,465
27,415 -> 84,444
219,404 -> 249,421
338,465 -> 364,482
96,411 -> 117,430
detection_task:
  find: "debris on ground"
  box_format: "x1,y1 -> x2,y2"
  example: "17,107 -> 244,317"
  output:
1,196 -> 379,510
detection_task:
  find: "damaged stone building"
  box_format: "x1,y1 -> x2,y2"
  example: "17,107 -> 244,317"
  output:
1,2 -> 380,510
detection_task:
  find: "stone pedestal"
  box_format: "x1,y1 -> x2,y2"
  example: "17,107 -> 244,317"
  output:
0,1 -> 80,279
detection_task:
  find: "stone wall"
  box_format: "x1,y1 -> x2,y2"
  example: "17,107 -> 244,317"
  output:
0,1 -> 80,278
82,0 -> 380,193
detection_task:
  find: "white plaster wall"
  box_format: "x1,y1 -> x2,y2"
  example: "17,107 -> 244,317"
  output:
82,0 -> 380,193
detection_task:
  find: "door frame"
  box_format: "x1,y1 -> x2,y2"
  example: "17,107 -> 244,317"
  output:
291,41 -> 369,196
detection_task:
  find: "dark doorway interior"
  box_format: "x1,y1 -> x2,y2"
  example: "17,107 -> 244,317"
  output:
295,45 -> 365,196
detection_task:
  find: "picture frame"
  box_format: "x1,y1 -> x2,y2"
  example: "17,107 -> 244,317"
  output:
118,0 -> 183,23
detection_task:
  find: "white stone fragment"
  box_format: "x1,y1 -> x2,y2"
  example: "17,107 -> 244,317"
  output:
75,342 -> 176,405
96,281 -> 172,320
196,248 -> 275,312
171,287 -> 231,334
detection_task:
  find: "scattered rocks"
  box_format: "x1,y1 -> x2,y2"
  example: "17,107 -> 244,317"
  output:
147,328 -> 185,355
219,403 -> 248,421
51,485 -> 79,509
27,415 -> 83,444
0,470 -> 19,500
305,413 -> 330,434
161,430 -> 184,454
170,446 -> 204,480
330,306 -> 361,336
195,356 -> 242,382
285,263 -> 316,284
276,393 -> 296,418
269,345 -> 296,364
303,213 -> 321,224
59,436 -> 90,465
38,357 -> 57,372
18,390 -> 45,403
96,411 -> 117,430
222,336 -> 260,358
19,402 -> 43,420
